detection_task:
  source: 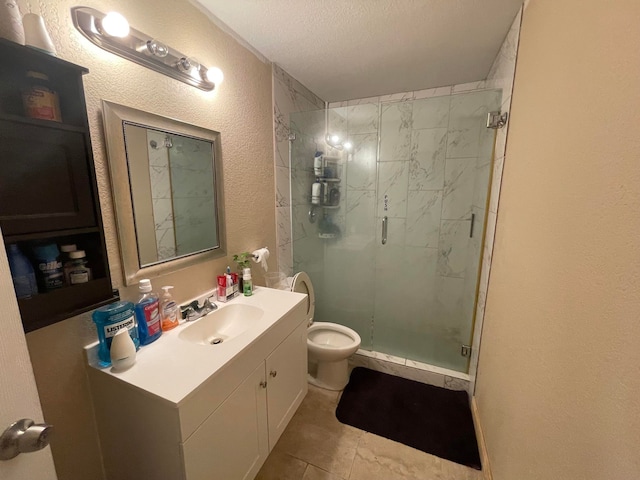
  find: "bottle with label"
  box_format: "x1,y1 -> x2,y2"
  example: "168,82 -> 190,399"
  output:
92,301 -> 139,367
314,151 -> 324,176
160,285 -> 179,331
66,250 -> 92,285
135,278 -> 162,345
6,244 -> 38,298
32,243 -> 65,291
329,187 -> 340,206
21,71 -> 62,122
61,244 -> 76,284
243,267 -> 253,296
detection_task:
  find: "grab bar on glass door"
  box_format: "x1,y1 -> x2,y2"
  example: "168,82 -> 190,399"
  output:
382,216 -> 388,245
469,213 -> 475,238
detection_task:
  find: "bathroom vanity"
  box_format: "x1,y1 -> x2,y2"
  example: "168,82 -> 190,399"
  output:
86,287 -> 308,480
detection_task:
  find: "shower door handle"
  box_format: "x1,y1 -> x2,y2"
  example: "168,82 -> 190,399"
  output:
469,213 -> 475,238
381,216 -> 388,245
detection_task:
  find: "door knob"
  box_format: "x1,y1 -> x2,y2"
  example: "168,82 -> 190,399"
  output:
0,418 -> 53,461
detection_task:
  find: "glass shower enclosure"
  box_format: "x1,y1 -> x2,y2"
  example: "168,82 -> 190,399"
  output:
290,89 -> 501,373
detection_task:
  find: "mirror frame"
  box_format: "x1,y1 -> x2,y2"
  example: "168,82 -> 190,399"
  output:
102,100 -> 226,286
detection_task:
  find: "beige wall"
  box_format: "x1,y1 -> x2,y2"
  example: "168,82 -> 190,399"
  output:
475,2 -> 640,479
17,1 -> 275,479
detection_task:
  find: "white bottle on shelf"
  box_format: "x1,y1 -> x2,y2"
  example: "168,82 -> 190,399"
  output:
314,152 -> 324,176
311,182 -> 322,204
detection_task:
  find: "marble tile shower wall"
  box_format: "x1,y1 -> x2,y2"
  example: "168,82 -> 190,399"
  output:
290,110 -> 332,306
272,64 -> 325,276
170,136 -> 217,257
325,87 -> 500,371
148,129 -> 176,261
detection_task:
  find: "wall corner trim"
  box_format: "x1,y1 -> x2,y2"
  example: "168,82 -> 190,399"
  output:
471,396 -> 493,480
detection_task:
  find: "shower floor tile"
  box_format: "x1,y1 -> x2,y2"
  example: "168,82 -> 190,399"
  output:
256,384 -> 483,480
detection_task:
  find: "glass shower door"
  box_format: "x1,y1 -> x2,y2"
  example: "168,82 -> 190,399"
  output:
371,90 -> 501,371
290,88 -> 501,373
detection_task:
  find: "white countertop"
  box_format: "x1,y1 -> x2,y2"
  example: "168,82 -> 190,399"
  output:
85,287 -> 306,405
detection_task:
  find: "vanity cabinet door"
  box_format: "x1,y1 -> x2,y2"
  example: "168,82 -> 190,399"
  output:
182,362 -> 269,480
265,320 -> 308,449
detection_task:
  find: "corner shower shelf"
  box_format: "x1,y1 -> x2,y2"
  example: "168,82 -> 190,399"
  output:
316,177 -> 341,183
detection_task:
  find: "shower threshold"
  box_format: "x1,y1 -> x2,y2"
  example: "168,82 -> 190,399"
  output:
348,349 -> 470,394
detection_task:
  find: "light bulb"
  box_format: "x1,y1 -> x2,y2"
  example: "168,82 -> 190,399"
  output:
331,135 -> 340,144
146,39 -> 168,58
205,66 -> 224,85
343,141 -> 353,150
177,57 -> 195,73
101,12 -> 129,38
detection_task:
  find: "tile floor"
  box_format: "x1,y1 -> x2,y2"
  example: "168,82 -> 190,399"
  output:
256,385 -> 483,480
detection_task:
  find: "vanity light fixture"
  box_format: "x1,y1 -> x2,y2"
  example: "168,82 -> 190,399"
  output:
71,6 -> 222,92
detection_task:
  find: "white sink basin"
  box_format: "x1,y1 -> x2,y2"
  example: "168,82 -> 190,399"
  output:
179,304 -> 264,346
87,287 -> 308,405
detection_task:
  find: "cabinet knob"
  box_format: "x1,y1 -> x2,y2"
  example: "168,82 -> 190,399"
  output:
259,381 -> 267,389
269,370 -> 277,378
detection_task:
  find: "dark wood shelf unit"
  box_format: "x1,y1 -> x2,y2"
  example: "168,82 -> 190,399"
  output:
0,112 -> 87,133
18,279 -> 119,333
0,39 -> 117,332
3,226 -> 101,244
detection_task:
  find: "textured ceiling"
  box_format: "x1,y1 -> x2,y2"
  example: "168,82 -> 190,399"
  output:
193,0 -> 523,102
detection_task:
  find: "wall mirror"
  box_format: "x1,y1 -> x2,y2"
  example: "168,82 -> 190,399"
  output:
102,100 -> 225,286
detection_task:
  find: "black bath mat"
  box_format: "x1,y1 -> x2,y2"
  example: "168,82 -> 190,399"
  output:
336,367 -> 481,470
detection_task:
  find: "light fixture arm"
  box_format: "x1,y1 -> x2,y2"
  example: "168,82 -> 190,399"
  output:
71,6 -> 219,92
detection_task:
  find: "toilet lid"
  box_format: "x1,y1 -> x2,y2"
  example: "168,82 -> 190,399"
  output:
291,271 -> 315,325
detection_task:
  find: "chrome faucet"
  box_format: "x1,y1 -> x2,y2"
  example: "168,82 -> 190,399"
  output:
180,296 -> 217,322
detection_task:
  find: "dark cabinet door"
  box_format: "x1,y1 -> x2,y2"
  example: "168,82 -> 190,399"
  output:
0,120 -> 96,235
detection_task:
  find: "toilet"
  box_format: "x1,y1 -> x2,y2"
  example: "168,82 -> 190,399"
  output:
289,272 -> 361,391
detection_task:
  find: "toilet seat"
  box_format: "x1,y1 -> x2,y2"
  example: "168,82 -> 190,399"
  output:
290,271 -> 315,325
308,323 -> 360,350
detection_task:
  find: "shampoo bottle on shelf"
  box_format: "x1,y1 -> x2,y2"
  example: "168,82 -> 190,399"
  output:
160,285 -> 180,331
311,182 -> 322,205
314,151 -> 324,176
32,243 -> 64,291
135,278 -> 162,345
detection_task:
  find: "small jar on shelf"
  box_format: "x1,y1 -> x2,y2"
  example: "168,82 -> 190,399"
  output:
21,70 -> 62,122
65,250 -> 92,285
